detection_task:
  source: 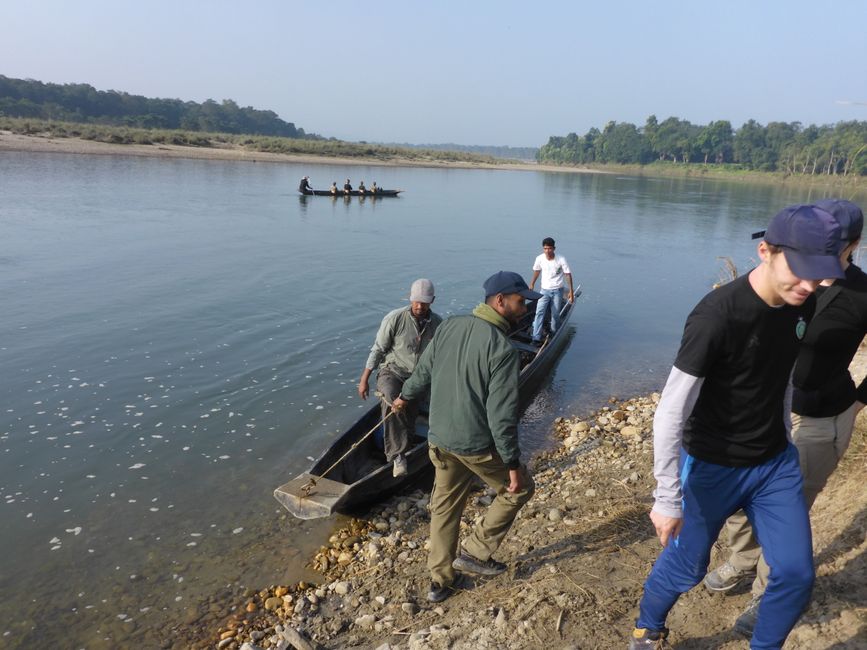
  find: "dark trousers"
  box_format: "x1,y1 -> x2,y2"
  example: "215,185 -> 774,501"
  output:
376,369 -> 416,462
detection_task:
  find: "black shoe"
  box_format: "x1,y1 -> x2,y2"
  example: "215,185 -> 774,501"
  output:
452,552 -> 507,576
427,573 -> 467,603
733,595 -> 761,638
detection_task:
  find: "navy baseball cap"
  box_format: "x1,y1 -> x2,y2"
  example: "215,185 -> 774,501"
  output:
483,271 -> 543,300
815,198 -> 864,249
761,204 -> 844,280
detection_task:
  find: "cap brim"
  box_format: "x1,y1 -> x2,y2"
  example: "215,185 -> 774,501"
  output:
783,250 -> 845,281
519,288 -> 544,301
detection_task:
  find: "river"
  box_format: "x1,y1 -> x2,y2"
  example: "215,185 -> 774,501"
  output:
1,151 -> 862,647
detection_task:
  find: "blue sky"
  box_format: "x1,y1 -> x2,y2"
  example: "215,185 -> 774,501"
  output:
2,0 -> 866,147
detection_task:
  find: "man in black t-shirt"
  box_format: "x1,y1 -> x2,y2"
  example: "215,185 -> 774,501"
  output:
703,199 -> 867,636
298,175 -> 313,194
629,205 -> 844,650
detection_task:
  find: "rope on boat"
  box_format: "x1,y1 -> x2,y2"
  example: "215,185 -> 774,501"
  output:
300,403 -> 397,499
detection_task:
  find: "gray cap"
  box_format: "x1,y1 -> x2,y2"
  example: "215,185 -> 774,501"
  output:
409,278 -> 435,303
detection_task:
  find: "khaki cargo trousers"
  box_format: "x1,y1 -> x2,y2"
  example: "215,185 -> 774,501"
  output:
427,444 -> 534,587
722,403 -> 859,595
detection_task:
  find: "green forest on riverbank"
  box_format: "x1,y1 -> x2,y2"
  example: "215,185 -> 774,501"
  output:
539,116 -> 867,178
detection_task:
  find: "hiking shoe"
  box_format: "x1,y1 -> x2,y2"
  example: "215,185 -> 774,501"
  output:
703,561 -> 757,592
628,627 -> 671,649
452,552 -> 507,576
427,573 -> 467,603
733,595 -> 761,638
392,454 -> 408,477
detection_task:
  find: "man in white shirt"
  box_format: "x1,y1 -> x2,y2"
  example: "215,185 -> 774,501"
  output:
528,237 -> 574,343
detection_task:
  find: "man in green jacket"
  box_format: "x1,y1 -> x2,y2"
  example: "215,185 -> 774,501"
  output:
393,271 -> 539,603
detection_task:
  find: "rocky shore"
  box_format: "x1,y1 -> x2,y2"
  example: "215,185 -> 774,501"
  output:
194,387 -> 867,650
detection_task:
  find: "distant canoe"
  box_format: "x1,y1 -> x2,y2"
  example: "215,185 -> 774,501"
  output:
300,189 -> 402,197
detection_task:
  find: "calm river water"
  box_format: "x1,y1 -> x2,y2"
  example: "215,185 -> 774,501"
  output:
1,152 -> 863,647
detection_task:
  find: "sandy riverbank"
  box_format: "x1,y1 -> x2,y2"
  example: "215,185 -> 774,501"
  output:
181,352 -> 867,650
0,132 -> 604,175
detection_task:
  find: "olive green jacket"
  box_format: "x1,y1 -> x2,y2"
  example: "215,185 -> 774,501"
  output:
400,303 -> 522,468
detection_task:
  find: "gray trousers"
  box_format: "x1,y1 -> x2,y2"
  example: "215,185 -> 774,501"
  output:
376,368 -> 417,462
723,402 -> 859,595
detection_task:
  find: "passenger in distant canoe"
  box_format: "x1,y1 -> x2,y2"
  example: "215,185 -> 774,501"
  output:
344,179 -> 353,194
358,181 -> 367,195
298,175 -> 313,194
371,181 -> 378,194
358,279 -> 442,478
330,182 -> 338,195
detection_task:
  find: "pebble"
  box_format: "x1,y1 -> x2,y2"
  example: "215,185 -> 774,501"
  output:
402,602 -> 420,615
354,614 -> 376,628
495,608 -> 508,628
264,596 -> 283,611
620,425 -> 641,439
334,581 -> 350,595
585,489 -> 597,497
216,639 -> 233,650
548,508 -> 562,522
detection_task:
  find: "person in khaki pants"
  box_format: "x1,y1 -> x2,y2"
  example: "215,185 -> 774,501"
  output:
393,271 -> 540,603
704,199 -> 867,638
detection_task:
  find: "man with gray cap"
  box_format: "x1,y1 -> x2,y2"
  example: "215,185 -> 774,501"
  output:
392,271 -> 540,603
358,279 -> 441,477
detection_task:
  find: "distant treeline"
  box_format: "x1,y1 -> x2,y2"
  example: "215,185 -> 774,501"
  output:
0,75 -> 316,139
385,142 -> 538,161
539,116 -> 867,176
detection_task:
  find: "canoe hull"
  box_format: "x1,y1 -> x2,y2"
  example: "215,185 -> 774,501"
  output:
300,189 -> 401,197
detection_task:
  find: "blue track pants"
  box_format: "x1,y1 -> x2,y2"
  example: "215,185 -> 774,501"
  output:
637,444 -> 813,650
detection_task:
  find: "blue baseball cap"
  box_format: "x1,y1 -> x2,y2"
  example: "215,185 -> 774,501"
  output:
815,198 -> 864,249
483,271 -> 543,300
762,204 -> 845,280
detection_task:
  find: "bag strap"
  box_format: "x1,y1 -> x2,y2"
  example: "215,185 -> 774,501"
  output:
814,284 -> 842,318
